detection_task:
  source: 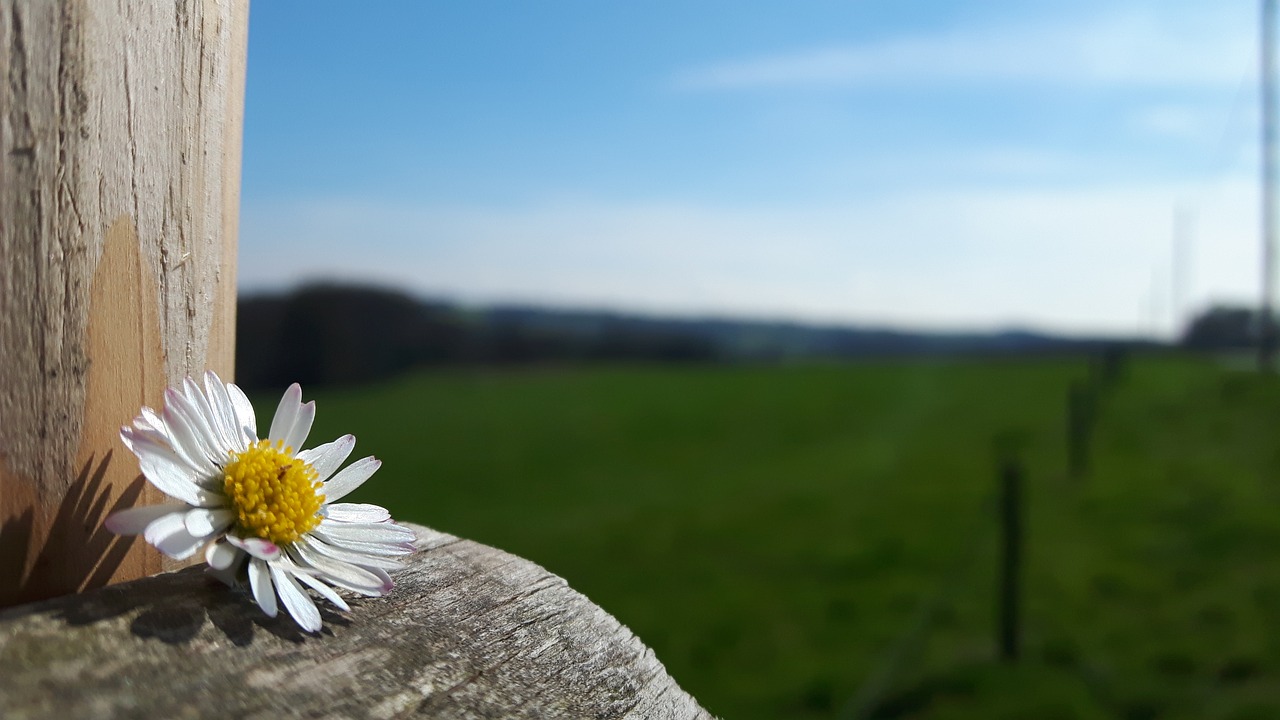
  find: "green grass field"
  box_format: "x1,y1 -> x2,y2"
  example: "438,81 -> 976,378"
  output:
265,355 -> 1280,719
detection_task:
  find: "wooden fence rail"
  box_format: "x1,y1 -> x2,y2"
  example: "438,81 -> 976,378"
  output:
0,523 -> 714,719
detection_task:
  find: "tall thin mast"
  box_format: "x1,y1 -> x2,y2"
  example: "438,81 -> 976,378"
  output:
1261,0 -> 1277,371
1173,204 -> 1192,339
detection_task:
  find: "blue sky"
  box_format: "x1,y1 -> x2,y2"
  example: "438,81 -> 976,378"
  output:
240,0 -> 1261,336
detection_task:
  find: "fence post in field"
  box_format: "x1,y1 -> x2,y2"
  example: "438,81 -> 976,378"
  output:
0,1 -> 247,607
997,456 -> 1023,662
1066,380 -> 1094,479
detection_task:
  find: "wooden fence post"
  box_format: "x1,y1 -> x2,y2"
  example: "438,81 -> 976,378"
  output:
1066,380 -> 1094,479
997,456 -> 1023,662
0,1 -> 247,606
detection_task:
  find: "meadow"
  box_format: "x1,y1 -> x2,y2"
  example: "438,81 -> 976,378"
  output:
273,355 -> 1280,719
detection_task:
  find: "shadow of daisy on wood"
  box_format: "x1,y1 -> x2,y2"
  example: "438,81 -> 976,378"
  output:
0,452 -> 146,607
44,563 -> 353,646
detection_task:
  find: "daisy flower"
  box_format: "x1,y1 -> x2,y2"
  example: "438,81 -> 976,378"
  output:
105,372 -> 415,632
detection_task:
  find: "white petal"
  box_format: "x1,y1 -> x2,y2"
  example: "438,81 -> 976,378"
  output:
321,457 -> 381,503
185,377 -> 236,457
365,567 -> 394,596
324,502 -> 391,524
182,377 -> 223,445
248,558 -> 278,618
225,381 -> 259,444
316,520 -> 416,546
122,427 -> 209,482
159,533 -> 205,560
138,452 -> 223,507
160,396 -> 218,474
187,487 -> 225,510
105,504 -> 188,535
268,383 -> 303,447
202,370 -> 223,391
126,431 -> 222,497
136,407 -> 171,440
271,564 -> 322,632
205,540 -> 242,571
165,388 -> 222,466
184,507 -> 234,537
296,435 -> 355,482
314,541 -> 411,563
226,534 -> 282,561
303,535 -> 409,569
143,511 -> 188,545
283,401 -> 315,456
120,422 -> 160,448
291,540 -> 390,594
290,568 -> 351,612
144,513 -> 205,560
128,435 -> 208,484
320,518 -> 415,538
132,446 -> 205,497
205,372 -> 248,453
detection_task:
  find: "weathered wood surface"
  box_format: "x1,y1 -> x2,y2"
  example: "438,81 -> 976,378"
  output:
0,1 -> 247,604
0,523 -> 715,720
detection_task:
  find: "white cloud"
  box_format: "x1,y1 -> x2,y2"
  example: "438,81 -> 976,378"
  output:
240,173 -> 1258,337
929,147 -> 1092,178
673,6 -> 1253,91
1130,104 -> 1220,141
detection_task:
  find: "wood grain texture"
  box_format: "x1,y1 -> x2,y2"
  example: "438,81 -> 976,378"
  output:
0,0 -> 247,605
0,523 -> 716,720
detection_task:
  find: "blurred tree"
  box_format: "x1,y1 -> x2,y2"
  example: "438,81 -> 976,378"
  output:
237,284 -> 465,389
1181,305 -> 1274,350
235,284 -> 717,389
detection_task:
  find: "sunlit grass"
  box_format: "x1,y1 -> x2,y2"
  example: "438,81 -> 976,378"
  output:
257,355 -> 1280,719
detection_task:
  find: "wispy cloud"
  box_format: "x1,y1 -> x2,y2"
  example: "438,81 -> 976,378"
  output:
1130,104 -> 1217,140
673,7 -> 1252,91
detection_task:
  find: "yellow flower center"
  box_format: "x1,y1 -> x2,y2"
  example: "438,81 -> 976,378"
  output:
223,439 -> 325,545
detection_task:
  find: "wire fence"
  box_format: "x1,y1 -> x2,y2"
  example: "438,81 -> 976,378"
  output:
836,350 -> 1122,719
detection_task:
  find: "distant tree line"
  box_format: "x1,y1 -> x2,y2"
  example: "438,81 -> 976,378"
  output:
237,283 -> 1164,390
236,284 -> 718,389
